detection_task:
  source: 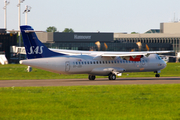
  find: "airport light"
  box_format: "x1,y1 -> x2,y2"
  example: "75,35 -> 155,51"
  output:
3,0 -> 10,29
23,5 -> 31,25
17,0 -> 25,61
17,0 -> 25,47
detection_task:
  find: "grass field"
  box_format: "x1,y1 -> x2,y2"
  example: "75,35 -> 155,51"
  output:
0,63 -> 180,80
0,84 -> 180,120
1,63 -> 180,119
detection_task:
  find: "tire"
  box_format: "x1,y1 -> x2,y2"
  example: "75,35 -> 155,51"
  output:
155,74 -> 160,77
112,74 -> 116,80
109,74 -> 116,80
88,75 -> 95,80
92,75 -> 95,80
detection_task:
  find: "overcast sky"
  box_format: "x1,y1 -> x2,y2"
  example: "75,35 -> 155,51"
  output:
0,0 -> 180,33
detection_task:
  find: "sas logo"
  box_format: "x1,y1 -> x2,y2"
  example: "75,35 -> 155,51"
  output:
28,46 -> 44,54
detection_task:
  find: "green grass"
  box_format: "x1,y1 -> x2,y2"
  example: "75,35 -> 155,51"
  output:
0,84 -> 180,120
0,63 -> 180,80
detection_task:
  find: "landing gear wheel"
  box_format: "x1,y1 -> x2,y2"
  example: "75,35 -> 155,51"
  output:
88,75 -> 96,80
155,74 -> 160,77
109,74 -> 116,80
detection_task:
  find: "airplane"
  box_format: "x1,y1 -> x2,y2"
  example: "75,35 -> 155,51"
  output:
19,25 -> 173,80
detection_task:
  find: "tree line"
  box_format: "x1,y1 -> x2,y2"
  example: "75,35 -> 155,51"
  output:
46,26 -> 74,33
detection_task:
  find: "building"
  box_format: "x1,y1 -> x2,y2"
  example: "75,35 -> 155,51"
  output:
0,29 -> 17,63
114,22 -> 180,54
36,29 -> 173,51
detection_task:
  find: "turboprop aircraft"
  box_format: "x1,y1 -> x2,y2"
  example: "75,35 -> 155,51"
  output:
19,25 -> 173,80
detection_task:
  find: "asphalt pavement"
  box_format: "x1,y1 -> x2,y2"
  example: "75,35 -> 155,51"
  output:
1,77 -> 180,87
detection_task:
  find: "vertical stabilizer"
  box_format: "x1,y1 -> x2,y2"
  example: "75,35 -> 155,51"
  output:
20,25 -> 65,59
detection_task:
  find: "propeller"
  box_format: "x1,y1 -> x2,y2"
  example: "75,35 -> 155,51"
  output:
95,41 -> 108,51
136,42 -> 142,51
135,42 -> 149,51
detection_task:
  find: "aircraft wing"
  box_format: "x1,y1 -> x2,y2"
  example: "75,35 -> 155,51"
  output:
101,51 -> 174,57
50,48 -> 174,57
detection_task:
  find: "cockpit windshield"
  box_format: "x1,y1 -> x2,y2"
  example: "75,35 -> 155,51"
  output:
157,55 -> 162,60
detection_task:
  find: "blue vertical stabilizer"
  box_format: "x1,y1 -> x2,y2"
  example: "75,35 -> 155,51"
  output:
20,25 -> 65,59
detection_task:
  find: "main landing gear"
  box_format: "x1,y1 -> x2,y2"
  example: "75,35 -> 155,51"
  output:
108,74 -> 116,80
88,75 -> 96,80
88,74 -> 117,80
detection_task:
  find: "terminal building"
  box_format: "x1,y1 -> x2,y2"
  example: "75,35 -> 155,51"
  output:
36,22 -> 177,53
114,22 -> 180,54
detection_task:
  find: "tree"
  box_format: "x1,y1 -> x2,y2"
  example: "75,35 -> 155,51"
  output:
131,32 -> 139,34
62,28 -> 74,33
46,26 -> 57,32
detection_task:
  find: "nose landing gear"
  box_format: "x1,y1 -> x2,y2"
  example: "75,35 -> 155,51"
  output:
155,74 -> 160,77
154,71 -> 161,77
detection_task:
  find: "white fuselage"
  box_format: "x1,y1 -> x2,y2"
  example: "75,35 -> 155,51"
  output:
20,54 -> 166,76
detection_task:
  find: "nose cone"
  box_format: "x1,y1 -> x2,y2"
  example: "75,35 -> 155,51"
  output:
161,59 -> 167,69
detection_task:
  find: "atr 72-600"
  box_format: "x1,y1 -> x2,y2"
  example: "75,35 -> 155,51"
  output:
19,25 -> 172,80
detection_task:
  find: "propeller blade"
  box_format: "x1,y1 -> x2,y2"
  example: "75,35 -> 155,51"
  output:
146,44 -> 149,51
104,43 -> 108,50
95,41 -> 101,51
136,42 -> 142,51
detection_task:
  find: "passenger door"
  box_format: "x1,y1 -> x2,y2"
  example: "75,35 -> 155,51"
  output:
65,61 -> 70,72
